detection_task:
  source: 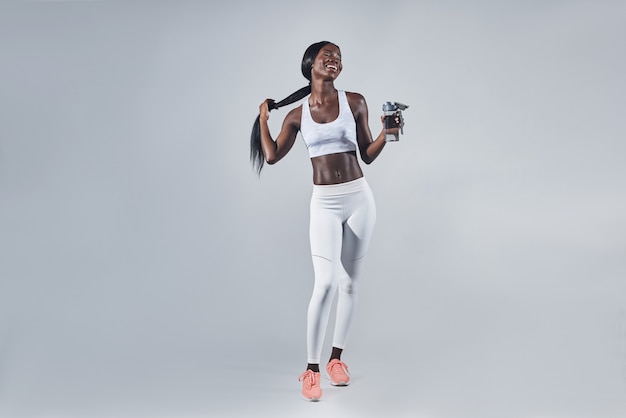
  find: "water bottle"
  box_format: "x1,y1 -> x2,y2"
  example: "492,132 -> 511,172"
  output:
383,101 -> 409,142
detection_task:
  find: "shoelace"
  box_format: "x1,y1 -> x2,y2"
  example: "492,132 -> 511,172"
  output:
329,360 -> 349,375
298,370 -> 318,386
329,360 -> 349,376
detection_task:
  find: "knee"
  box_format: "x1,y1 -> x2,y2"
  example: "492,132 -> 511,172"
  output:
338,275 -> 357,295
311,255 -> 337,295
313,280 -> 337,298
310,281 -> 337,308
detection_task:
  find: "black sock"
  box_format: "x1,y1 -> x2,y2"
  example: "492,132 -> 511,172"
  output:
307,363 -> 320,373
329,347 -> 343,362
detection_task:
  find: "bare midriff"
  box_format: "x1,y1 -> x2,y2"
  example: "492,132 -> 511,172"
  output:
311,151 -> 364,185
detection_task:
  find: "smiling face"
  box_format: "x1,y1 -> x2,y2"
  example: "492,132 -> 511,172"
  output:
311,43 -> 342,81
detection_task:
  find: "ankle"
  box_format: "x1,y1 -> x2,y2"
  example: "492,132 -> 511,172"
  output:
329,346 -> 343,362
307,363 -> 320,373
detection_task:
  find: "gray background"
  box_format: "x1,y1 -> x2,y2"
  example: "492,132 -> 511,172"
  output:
1,0 -> 625,417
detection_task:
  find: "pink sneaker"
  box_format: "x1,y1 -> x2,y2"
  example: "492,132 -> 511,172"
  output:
326,359 -> 350,386
298,369 -> 322,401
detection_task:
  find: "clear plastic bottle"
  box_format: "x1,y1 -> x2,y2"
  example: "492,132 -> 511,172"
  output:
383,101 -> 400,142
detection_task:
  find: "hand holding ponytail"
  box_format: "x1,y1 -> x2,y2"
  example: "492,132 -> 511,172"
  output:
250,86 -> 311,175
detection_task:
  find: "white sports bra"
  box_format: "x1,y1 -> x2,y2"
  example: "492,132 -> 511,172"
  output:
300,90 -> 358,158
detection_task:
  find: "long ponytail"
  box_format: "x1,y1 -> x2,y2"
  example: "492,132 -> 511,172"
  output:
250,41 -> 332,175
249,85 -> 311,175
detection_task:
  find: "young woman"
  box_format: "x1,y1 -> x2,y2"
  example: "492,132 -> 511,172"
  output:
250,41 -> 402,401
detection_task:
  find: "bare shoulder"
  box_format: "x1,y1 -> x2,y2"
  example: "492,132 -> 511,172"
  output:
284,105 -> 303,128
345,91 -> 366,105
345,91 -> 368,117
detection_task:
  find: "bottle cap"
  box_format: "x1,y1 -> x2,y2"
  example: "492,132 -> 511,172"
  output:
382,102 -> 395,111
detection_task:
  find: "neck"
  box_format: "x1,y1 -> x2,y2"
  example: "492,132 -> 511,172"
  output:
309,79 -> 336,103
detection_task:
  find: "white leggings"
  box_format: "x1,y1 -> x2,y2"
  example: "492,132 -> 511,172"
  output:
307,177 -> 376,364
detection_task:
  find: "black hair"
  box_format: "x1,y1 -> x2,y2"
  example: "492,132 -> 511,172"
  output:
250,41 -> 332,175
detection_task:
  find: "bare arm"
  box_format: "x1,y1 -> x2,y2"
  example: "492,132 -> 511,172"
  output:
259,100 -> 301,165
347,92 -> 393,165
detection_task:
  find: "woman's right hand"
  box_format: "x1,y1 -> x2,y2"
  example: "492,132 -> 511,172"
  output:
259,99 -> 275,121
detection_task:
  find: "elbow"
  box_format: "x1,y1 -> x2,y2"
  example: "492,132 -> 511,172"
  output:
262,148 -> 278,165
360,153 -> 374,165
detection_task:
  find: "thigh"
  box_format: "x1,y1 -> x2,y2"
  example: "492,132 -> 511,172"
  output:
309,196 -> 343,262
341,187 -> 376,264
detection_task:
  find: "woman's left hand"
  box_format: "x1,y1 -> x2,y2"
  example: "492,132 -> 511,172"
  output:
380,111 -> 403,135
